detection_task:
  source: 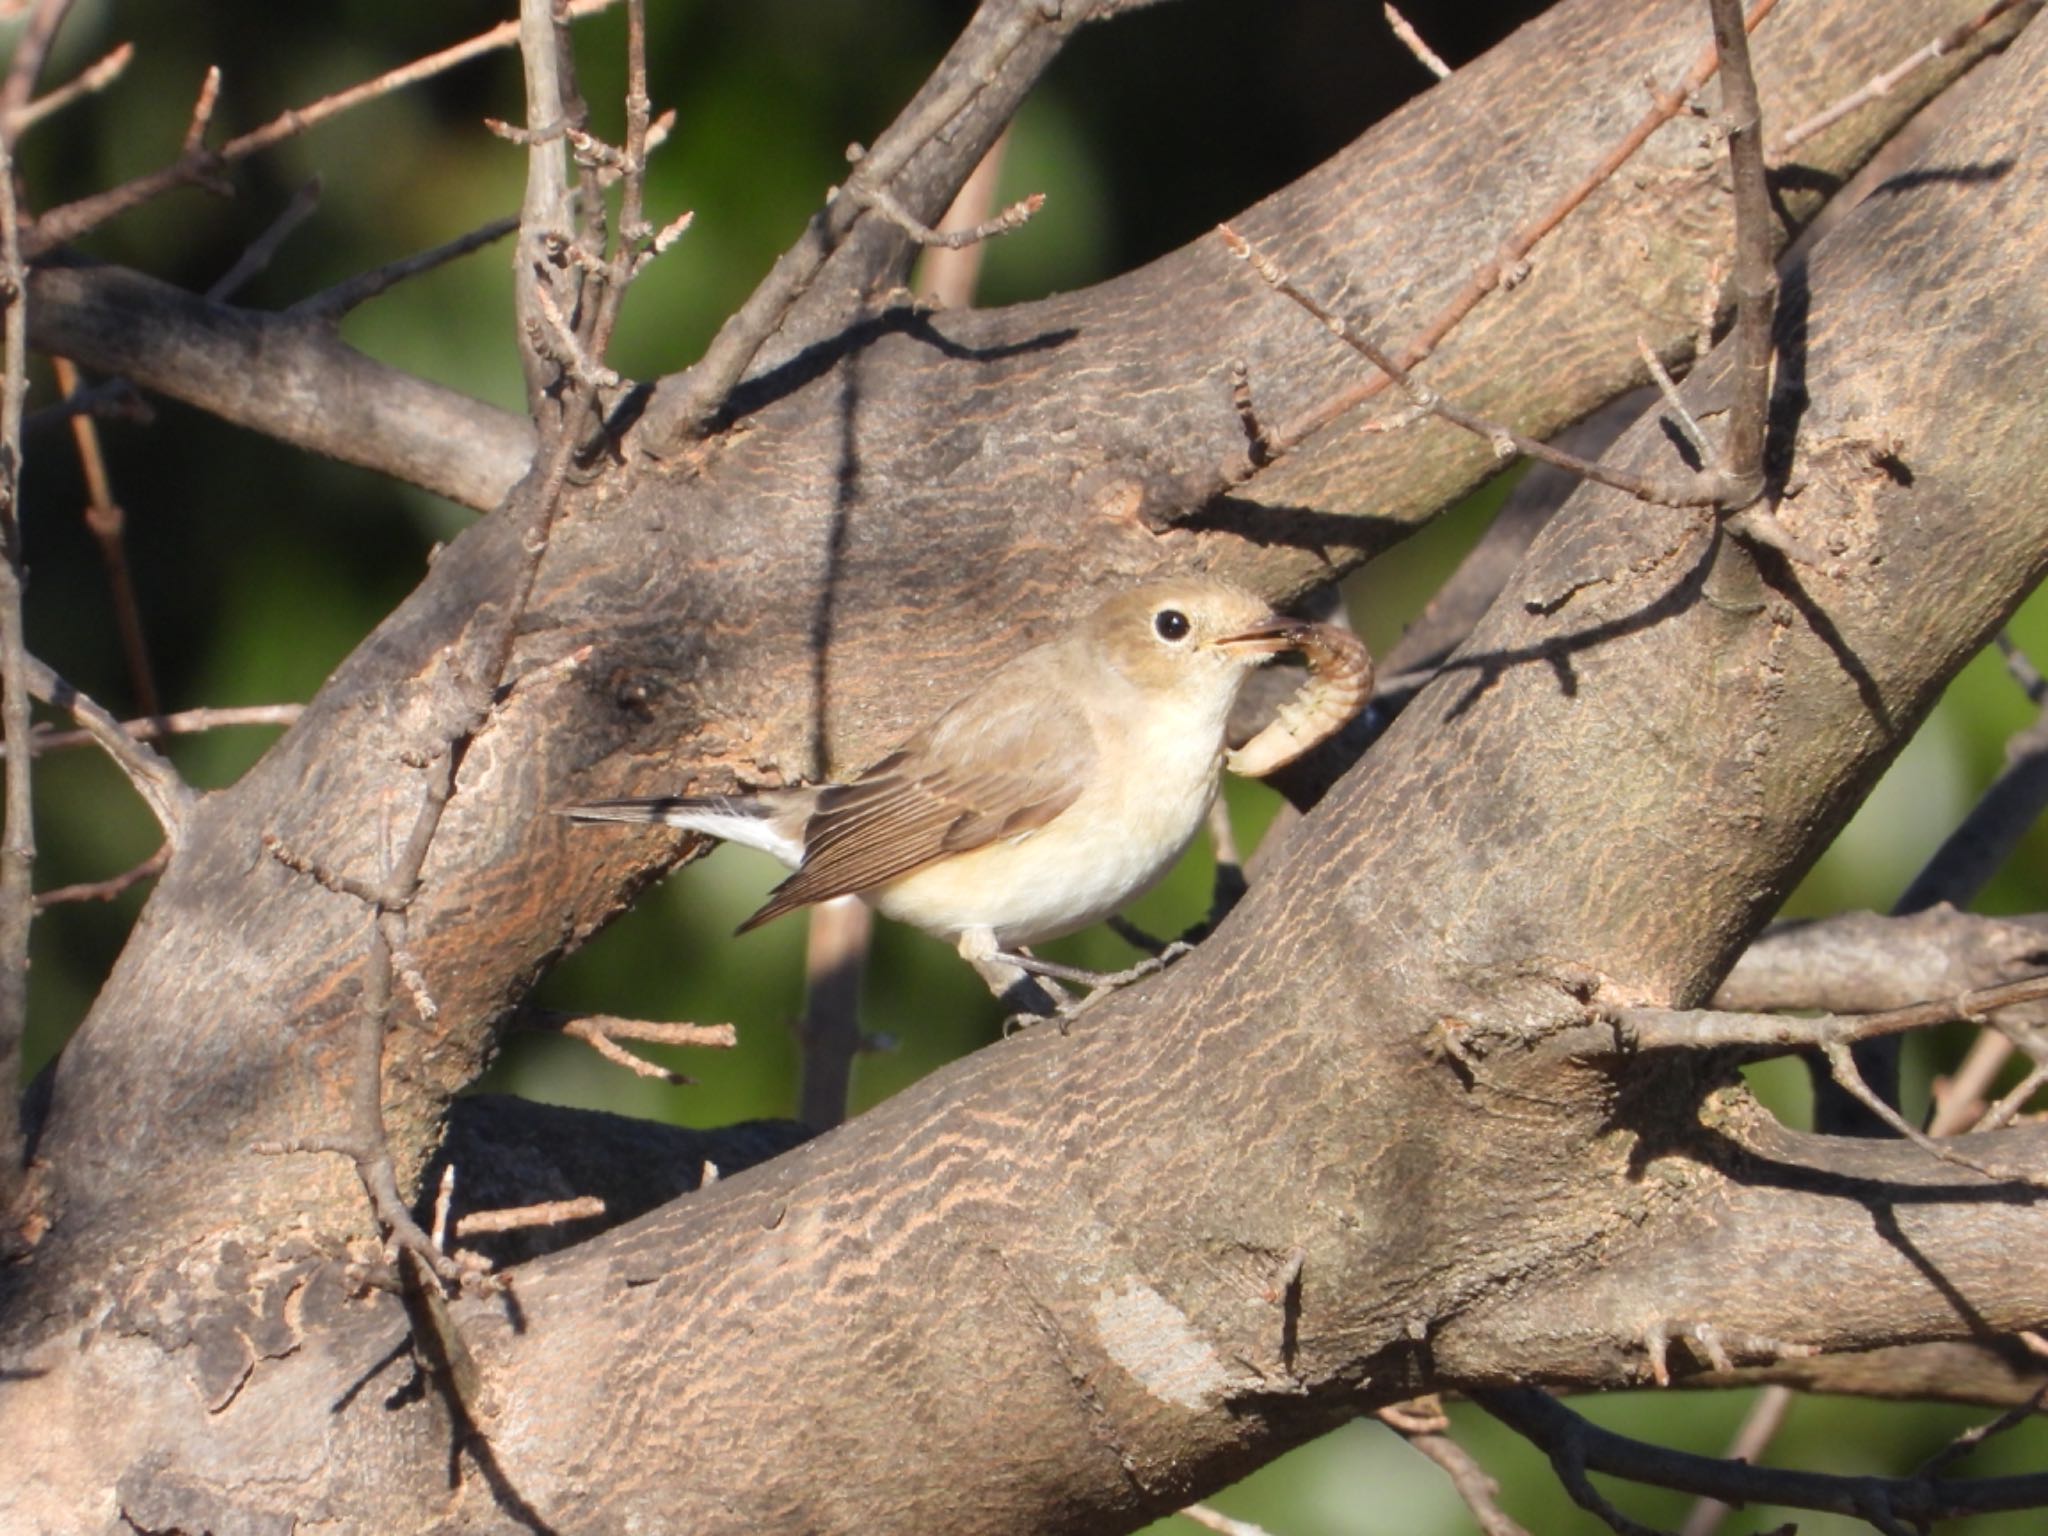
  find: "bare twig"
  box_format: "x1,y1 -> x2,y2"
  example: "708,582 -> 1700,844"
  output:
1928,1027 -> 2020,1135
1378,1400 -> 1532,1536
1678,1383 -> 1793,1536
1822,1038 -> 2040,1186
1774,0 -> 2032,155
207,179 -> 324,303
1634,334 -> 1716,468
848,178 -> 1042,249
23,656 -> 195,840
1383,4 -> 1453,79
0,0 -> 77,122
4,40 -> 132,139
7,701 -> 303,758
48,355 -> 159,715
0,128 -> 32,1220
915,130 -> 1013,307
35,845 -> 168,909
1998,632 -> 2047,704
1978,1056 -> 2048,1132
1216,0 -> 1782,489
1177,1504 -> 1275,1536
290,216 -> 518,324
657,0 -> 1054,438
454,1195 -> 606,1238
1479,1387 -> 2048,1533
526,1011 -> 738,1084
261,0 -> 603,1281
1913,1384 -> 2048,1480
1895,707 -> 2048,917
23,0 -> 627,256
1218,224 -> 1721,510
1612,972 -> 2048,1054
1705,0 -> 1776,512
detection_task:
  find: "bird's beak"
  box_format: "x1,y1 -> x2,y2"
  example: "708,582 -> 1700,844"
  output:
1210,615 -> 1311,658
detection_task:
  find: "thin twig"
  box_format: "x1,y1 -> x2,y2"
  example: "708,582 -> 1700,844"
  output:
7,702 -> 302,758
1220,0 -> 1781,489
849,179 -> 1042,248
1997,633 -> 2047,705
264,0 -> 603,1287
1383,4 -> 1452,79
0,127 -> 32,1220
1822,1039 -> 2039,1186
1394,1424 -> 1534,1536
1612,972 -> 2048,1054
207,179 -> 323,303
0,0 -> 77,122
915,129 -> 1013,307
454,1195 -> 606,1237
34,845 -> 167,908
1978,1057 -> 2048,1132
1479,1387 -> 2048,1533
1894,707 -> 2048,917
1218,224 -> 1720,510
531,1011 -> 737,1084
23,0 -> 626,256
1177,1504 -> 1275,1536
1634,334 -> 1716,468
1705,0 -> 1775,512
4,40 -> 131,139
1678,1383 -> 1793,1536
1774,0 -> 2031,155
23,656 -> 195,841
48,355 -> 159,715
291,216 -> 519,324
659,1 -> 1050,437
1928,1028 -> 2018,1135
1913,1384 -> 2048,1480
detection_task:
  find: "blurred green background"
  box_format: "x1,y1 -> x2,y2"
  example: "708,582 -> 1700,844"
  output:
8,2 -> 2046,1531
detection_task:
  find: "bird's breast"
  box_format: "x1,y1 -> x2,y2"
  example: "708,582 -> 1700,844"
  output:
872,710 -> 1224,948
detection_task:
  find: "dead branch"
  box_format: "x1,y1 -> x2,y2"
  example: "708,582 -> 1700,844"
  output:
647,0 -> 1093,441
28,260 -> 535,510
1774,0 -> 2035,155
1478,1388 -> 2048,1532
1218,224 -> 1722,509
0,126 -> 30,1226
6,702 -> 303,758
1612,972 -> 2048,1053
3,40 -> 131,140
24,656 -> 193,840
23,0 -> 627,257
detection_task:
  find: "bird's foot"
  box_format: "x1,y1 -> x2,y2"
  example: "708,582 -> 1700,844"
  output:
996,943 -> 1195,1034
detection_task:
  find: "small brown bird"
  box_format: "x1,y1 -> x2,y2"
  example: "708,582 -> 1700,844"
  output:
567,580 -> 1338,999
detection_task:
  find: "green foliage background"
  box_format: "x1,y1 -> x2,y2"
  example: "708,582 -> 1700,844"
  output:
9,2 -> 2045,1530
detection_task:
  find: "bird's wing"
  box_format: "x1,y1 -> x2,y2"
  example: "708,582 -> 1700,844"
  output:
736,675 -> 1093,932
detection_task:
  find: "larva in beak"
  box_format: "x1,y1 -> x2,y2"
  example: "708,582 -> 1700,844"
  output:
1224,622 -> 1374,777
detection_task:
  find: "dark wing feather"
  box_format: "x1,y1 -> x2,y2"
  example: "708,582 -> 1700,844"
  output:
737,676 -> 1092,932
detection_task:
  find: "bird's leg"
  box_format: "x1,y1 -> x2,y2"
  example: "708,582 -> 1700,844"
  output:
1002,948 -> 1191,990
956,927 -> 1067,1019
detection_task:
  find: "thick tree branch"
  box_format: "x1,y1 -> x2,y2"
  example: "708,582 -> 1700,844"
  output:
7,3 -> 2044,1531
26,259 -> 534,510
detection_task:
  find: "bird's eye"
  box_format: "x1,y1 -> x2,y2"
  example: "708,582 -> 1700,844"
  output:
1154,608 -> 1191,642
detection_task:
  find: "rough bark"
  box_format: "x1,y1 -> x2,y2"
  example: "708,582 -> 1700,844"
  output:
4,0 -> 2045,1532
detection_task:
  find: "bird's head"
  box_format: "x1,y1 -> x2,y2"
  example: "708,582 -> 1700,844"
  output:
1085,579 -> 1309,708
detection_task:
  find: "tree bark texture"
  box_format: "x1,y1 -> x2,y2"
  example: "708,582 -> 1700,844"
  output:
5,1 -> 2046,1532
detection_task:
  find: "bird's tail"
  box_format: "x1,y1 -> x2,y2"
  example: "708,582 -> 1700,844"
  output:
561,794 -> 806,868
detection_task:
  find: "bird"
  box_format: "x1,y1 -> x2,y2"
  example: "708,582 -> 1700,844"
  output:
565,579 -> 1321,1008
